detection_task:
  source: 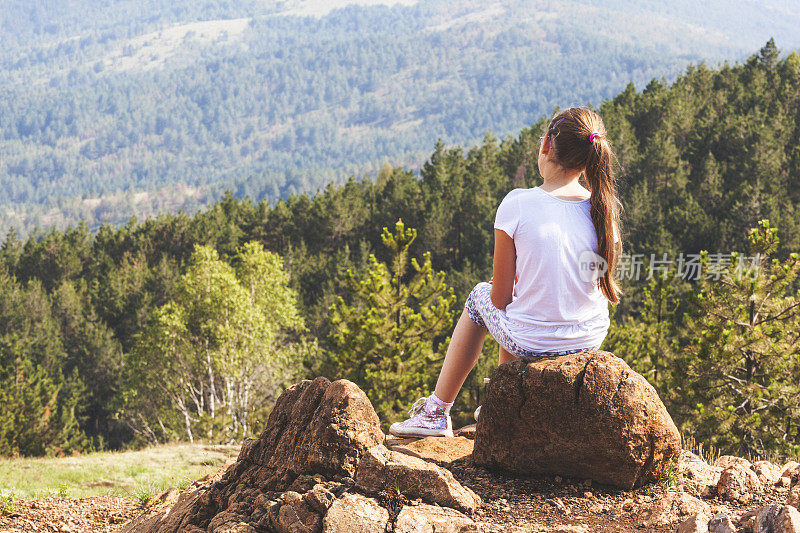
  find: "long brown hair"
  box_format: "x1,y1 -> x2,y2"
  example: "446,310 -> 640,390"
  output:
546,107 -> 622,303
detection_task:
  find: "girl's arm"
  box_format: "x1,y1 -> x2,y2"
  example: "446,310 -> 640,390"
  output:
491,228 -> 516,310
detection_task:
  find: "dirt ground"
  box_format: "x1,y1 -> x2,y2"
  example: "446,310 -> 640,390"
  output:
0,497 -> 139,532
448,455 -> 789,532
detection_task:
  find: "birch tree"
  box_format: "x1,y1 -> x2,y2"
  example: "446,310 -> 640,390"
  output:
127,242 -> 304,442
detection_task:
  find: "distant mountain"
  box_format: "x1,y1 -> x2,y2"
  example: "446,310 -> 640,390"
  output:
1,0 -> 798,235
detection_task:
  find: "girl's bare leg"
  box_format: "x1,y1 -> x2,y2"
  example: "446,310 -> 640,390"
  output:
433,308 -> 487,403
498,345 -> 515,365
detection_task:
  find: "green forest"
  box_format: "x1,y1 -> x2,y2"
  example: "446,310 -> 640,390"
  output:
4,0 -> 799,235
1,41 -> 799,461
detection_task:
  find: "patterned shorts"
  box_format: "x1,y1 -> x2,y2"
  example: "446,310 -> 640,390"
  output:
464,282 -> 598,358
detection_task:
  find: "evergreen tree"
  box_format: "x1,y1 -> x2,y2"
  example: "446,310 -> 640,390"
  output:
670,220 -> 800,457
0,269 -> 86,455
327,220 -> 456,424
604,270 -> 684,388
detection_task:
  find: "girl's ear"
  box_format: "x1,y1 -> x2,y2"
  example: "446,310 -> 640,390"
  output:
542,134 -> 551,154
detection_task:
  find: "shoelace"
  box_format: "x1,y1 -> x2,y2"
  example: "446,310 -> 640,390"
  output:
408,397 -> 428,416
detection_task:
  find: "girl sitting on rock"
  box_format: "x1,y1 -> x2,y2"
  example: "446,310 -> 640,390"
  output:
390,106 -> 622,438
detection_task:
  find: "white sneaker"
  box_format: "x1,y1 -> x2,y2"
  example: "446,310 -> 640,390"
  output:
389,397 -> 454,438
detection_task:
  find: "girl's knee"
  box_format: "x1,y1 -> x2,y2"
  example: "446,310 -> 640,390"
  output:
464,291 -> 487,328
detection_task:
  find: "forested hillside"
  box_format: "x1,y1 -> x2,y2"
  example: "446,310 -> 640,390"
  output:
2,0 -> 800,234
1,42 -> 798,459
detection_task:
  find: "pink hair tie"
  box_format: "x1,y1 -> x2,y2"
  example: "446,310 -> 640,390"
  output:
589,132 -> 600,143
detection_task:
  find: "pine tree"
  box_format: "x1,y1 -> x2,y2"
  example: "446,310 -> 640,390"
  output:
670,220 -> 800,457
327,220 -> 456,424
604,269 -> 683,389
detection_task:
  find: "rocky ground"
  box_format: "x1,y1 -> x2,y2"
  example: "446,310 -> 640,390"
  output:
390,430 -> 800,532
0,435 -> 795,532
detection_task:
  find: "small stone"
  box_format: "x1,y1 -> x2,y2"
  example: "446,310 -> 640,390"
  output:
680,451 -> 722,499
554,476 -> 563,483
752,504 -> 800,533
639,492 -> 711,528
355,445 -> 480,514
582,491 -> 593,499
588,502 -> 608,514
788,478 -> 800,507
552,497 -> 570,515
621,498 -> 635,512
753,460 -> 782,485
716,464 -> 761,503
321,493 -> 388,532
781,461 -> 800,479
550,525 -> 589,533
779,505 -> 800,532
676,512 -> 709,533
304,485 -> 335,514
707,514 -> 735,533
714,456 -> 752,470
394,503 -> 476,532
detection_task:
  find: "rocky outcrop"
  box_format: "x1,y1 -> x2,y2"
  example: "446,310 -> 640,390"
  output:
123,377 -> 479,532
472,350 -> 682,489
237,377 -> 384,489
121,372 -> 798,533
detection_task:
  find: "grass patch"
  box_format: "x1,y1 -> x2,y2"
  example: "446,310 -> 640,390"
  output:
0,443 -> 239,500
0,489 -> 16,515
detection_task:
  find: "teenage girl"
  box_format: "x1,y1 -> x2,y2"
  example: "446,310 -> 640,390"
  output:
390,107 -> 622,437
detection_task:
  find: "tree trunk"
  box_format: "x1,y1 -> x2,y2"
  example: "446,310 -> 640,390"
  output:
206,342 -> 216,439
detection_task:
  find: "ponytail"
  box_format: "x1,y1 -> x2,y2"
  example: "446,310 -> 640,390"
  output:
585,134 -> 622,303
546,108 -> 622,303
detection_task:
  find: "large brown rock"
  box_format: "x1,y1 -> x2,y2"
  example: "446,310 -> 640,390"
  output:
238,377 -> 384,488
472,351 -> 682,489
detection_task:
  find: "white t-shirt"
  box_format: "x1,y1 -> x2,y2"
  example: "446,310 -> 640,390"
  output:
493,186 -> 617,352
